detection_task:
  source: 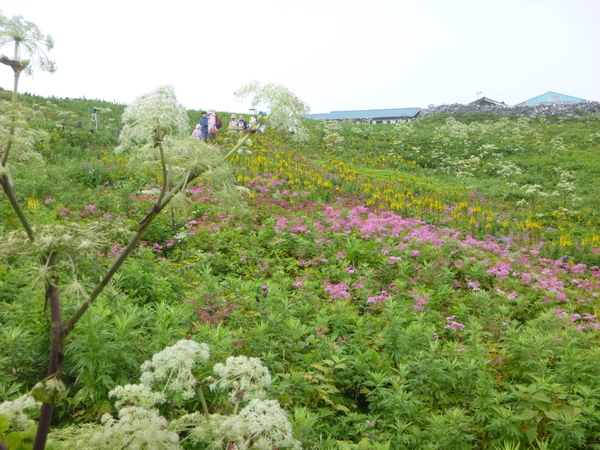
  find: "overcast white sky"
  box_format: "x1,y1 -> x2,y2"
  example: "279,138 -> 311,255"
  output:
1,0 -> 599,114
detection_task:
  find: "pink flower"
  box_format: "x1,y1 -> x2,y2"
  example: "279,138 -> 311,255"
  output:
367,294 -> 390,306
466,279 -> 481,291
323,281 -> 351,300
444,316 -> 465,332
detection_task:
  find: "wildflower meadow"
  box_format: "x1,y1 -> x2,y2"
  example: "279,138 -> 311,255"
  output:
3,12 -> 600,450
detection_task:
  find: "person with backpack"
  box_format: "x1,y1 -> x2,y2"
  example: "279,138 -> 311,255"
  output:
207,109 -> 221,141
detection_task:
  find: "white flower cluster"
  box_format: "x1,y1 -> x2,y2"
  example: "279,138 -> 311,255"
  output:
47,342 -> 302,449
234,81 -> 310,143
211,356 -> 272,403
0,394 -> 41,431
88,407 -> 180,450
553,168 -> 576,194
140,339 -> 210,400
322,120 -> 344,147
493,161 -> 522,179
216,399 -> 301,450
116,85 -> 189,154
439,155 -> 483,178
109,383 -> 167,409
520,184 -> 549,197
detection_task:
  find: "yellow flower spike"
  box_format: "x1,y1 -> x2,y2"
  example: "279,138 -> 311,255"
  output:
27,198 -> 40,210
559,235 -> 572,247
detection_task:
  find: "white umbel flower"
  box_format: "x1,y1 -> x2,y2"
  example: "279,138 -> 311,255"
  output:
0,394 -> 41,431
217,399 -> 301,450
116,85 -> 189,154
90,407 -> 180,450
211,356 -> 272,403
109,383 -> 167,409
140,339 -> 210,400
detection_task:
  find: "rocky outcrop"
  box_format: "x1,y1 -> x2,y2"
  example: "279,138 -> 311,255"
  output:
419,101 -> 600,118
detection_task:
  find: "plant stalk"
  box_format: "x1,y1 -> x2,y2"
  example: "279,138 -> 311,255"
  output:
223,133 -> 252,161
1,174 -> 35,240
0,50 -> 35,239
34,254 -> 63,450
196,384 -> 210,418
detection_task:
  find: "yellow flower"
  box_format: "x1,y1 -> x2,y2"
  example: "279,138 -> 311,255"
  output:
27,198 -> 39,210
559,235 -> 572,247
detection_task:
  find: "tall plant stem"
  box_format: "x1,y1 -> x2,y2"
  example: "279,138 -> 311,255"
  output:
1,173 -> 35,240
196,383 -> 210,418
0,53 -> 35,240
34,254 -> 63,450
223,133 -> 252,161
156,143 -> 169,204
1,40 -> 22,167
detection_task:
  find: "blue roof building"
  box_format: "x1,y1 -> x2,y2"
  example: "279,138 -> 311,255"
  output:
307,107 -> 421,122
517,91 -> 587,105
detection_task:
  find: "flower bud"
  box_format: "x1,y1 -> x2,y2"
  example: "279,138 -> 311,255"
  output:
31,374 -> 66,404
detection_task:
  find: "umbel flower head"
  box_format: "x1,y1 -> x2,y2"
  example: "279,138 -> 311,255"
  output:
116,85 -> 189,154
234,81 -> 310,142
211,355 -> 272,403
139,339 -> 210,400
0,11 -> 56,75
217,399 -> 301,450
109,383 -> 167,410
89,407 -> 180,450
0,394 -> 41,431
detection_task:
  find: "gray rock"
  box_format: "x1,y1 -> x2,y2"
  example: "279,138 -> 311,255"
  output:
419,101 -> 600,118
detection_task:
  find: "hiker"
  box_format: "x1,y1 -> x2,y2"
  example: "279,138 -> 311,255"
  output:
228,114 -> 238,132
199,111 -> 209,140
208,109 -> 218,140
191,124 -> 202,139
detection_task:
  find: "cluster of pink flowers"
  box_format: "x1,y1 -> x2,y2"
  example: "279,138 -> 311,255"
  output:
323,281 -> 352,300
413,296 -> 428,311
274,216 -> 309,234
444,316 -> 465,332
366,292 -> 390,306
486,261 -> 513,279
554,309 -> 600,331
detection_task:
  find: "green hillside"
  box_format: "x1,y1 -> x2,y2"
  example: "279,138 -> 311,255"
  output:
2,91 -> 600,449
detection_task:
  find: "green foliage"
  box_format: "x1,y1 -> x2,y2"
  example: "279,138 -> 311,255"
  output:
4,92 -> 600,449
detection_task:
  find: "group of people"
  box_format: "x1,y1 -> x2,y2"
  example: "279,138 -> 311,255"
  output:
191,109 -> 219,141
191,110 -> 263,141
228,114 -> 248,132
